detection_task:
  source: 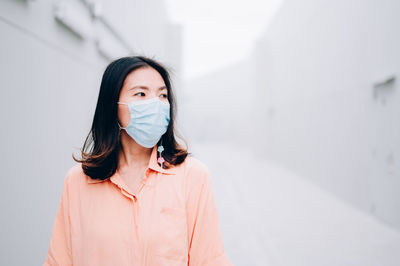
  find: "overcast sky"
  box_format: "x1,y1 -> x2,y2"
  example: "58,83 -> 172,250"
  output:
165,0 -> 284,80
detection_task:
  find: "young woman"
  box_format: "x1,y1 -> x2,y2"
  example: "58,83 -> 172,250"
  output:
44,56 -> 233,266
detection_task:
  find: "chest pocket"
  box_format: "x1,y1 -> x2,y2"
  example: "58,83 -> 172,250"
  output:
151,206 -> 188,262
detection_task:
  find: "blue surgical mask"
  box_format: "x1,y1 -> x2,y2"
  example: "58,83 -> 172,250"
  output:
117,97 -> 170,148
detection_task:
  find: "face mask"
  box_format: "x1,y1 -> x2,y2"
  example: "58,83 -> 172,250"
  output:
117,97 -> 170,148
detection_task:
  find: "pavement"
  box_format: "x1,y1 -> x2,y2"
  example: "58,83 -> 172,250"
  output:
190,140 -> 400,266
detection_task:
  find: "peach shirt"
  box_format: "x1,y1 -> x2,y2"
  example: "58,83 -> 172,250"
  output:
44,145 -> 233,266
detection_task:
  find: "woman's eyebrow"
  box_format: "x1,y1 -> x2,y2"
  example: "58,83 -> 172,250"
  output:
130,86 -> 167,91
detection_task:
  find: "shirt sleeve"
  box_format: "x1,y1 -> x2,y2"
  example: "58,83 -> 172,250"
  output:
43,171 -> 73,266
185,159 -> 233,266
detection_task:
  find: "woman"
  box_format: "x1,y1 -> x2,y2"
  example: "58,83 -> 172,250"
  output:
44,56 -> 233,266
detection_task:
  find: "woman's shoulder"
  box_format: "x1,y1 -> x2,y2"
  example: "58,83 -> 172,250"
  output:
182,155 -> 209,173
63,163 -> 87,185
181,155 -> 212,185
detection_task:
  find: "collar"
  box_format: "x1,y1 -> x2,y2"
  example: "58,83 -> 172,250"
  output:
87,145 -> 177,184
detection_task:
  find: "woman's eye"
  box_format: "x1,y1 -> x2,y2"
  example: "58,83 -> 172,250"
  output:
161,94 -> 168,98
135,92 -> 145,96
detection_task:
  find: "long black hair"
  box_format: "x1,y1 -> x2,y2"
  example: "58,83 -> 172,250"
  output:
73,55 -> 189,180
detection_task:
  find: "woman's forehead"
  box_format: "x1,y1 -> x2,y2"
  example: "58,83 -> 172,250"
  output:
123,67 -> 165,88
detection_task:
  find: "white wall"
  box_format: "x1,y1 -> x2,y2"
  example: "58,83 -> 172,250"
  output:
0,0 -> 181,265
252,0 -> 400,229
181,57 -> 256,147
182,0 -> 400,231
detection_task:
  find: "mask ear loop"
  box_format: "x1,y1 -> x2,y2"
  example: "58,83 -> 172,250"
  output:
117,102 -> 127,130
157,139 -> 165,169
117,121 -> 123,130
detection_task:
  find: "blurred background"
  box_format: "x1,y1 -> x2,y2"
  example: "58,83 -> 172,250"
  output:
1,0 -> 399,265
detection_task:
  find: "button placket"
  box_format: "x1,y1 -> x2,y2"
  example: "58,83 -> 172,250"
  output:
131,168 -> 155,243
141,170 -> 161,266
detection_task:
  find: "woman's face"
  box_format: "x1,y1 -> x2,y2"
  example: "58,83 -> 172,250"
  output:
118,66 -> 169,128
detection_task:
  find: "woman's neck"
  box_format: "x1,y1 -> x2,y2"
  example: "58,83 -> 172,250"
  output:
118,131 -> 152,169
